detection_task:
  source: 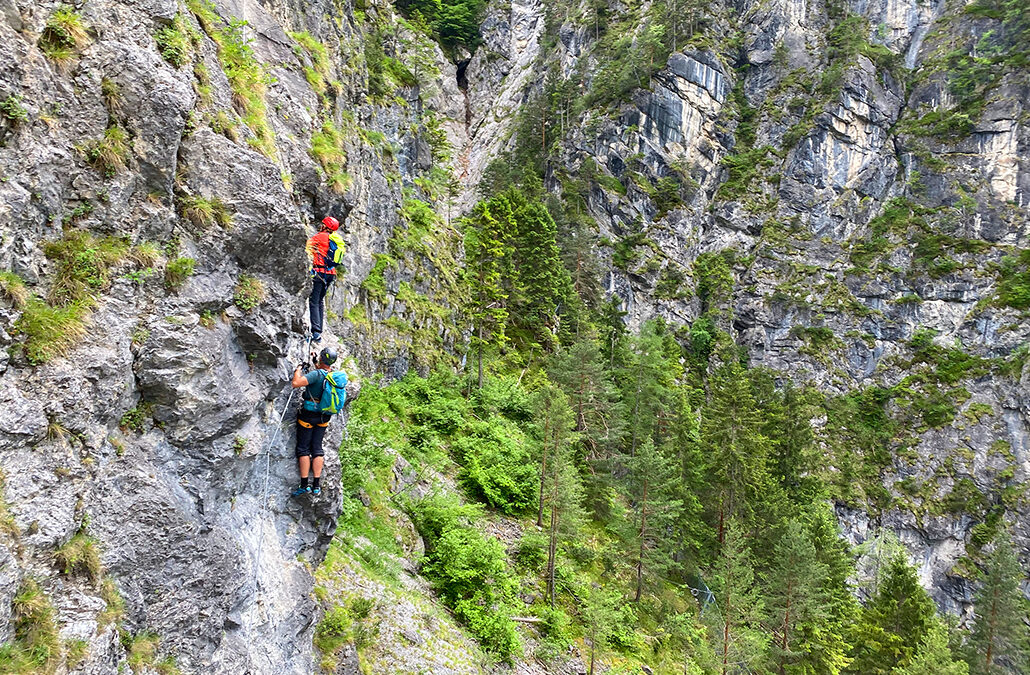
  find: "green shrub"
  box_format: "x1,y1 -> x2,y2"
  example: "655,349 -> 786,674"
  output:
155,14 -> 198,68
233,275 -> 265,311
0,95 -> 29,125
409,492 -> 520,659
514,531 -> 547,570
164,257 -> 195,292
39,5 -> 90,62
453,419 -> 538,514
55,530 -> 103,581
120,404 -> 150,433
715,145 -> 775,201
422,526 -> 521,658
996,249 -> 1030,309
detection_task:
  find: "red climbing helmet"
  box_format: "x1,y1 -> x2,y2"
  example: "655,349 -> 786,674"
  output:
321,216 -> 340,231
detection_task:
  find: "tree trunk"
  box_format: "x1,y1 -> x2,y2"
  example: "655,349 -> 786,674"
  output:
536,405 -> 550,527
477,324 -> 484,389
634,478 -> 649,602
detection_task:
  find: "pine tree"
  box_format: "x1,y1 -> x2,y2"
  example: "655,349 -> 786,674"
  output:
898,622 -> 969,675
802,505 -> 858,674
627,437 -> 683,601
463,197 -> 514,388
582,586 -> 622,675
549,337 -> 624,461
966,537 -> 1029,675
847,554 -> 938,675
509,192 -> 571,348
706,520 -> 768,675
763,518 -> 830,675
620,321 -> 680,455
531,382 -> 583,606
701,362 -> 776,542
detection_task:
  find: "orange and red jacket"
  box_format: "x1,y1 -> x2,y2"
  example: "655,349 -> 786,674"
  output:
306,231 -> 337,276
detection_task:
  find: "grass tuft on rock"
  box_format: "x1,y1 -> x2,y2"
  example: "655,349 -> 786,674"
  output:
123,631 -> 181,675
233,275 -> 266,312
55,530 -> 103,582
155,13 -> 198,68
164,257 -> 196,292
309,121 -> 350,194
12,231 -> 143,364
187,0 -> 276,157
81,125 -> 129,176
180,194 -> 232,228
0,270 -> 29,308
39,5 -> 90,63
0,579 -> 60,672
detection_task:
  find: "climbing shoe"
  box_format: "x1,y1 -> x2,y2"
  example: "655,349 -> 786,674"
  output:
291,485 -> 311,498
312,486 -> 322,496
309,334 -> 321,344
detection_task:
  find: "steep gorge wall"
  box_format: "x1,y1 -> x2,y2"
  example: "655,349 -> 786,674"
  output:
0,0 -> 474,669
0,0 -> 1028,670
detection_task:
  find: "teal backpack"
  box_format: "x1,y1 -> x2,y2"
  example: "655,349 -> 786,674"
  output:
304,369 -> 348,414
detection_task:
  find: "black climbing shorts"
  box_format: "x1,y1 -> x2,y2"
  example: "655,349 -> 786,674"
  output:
295,408 -> 330,458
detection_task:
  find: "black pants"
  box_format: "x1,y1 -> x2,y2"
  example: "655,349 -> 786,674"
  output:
309,274 -> 334,338
295,408 -> 330,458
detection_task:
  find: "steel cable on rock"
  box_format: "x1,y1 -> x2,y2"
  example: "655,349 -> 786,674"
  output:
254,386 -> 296,597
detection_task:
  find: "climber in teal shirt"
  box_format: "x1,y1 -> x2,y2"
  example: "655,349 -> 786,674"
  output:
289,347 -> 338,497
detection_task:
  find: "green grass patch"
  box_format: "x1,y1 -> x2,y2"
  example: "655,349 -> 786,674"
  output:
155,13 -> 199,68
309,121 -> 350,194
233,274 -> 265,312
38,5 -> 90,63
180,194 -> 232,228
0,579 -> 60,672
164,257 -> 195,292
80,125 -> 129,176
55,530 -> 103,582
187,0 -> 276,157
123,631 -> 180,674
0,270 -> 29,308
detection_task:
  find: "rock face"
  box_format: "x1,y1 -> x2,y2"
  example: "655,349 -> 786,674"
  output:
0,0 -> 1027,670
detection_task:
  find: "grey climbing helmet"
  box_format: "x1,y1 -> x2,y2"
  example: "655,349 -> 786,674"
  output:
318,347 -> 337,366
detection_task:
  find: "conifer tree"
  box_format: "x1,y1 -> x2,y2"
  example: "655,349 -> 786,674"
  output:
701,362 -> 776,542
549,337 -> 623,460
898,622 -> 969,675
966,537 -> 1029,675
463,197 -> 514,387
847,554 -> 937,675
706,520 -> 768,675
509,193 -> 571,348
802,505 -> 858,674
582,586 -> 622,675
627,437 -> 683,601
763,518 -> 830,675
620,321 -> 679,455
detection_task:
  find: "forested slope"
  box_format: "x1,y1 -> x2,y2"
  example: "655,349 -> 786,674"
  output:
0,0 -> 1027,672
